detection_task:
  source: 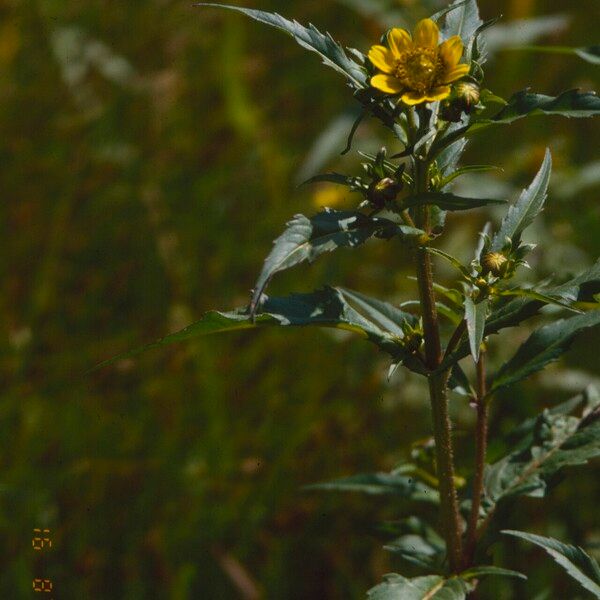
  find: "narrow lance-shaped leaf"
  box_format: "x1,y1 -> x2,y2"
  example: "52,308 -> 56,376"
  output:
93,287 -> 418,370
305,471 -> 439,504
503,531 -> 600,597
403,191 -> 505,212
491,149 -> 552,251
250,209 -> 421,314
499,288 -> 582,313
464,297 -> 488,362
460,566 -> 527,581
195,4 -> 367,88
490,310 -> 600,394
432,90 -> 600,158
476,89 -> 600,128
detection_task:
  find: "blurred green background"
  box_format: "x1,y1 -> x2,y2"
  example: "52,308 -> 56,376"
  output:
1,0 -> 599,597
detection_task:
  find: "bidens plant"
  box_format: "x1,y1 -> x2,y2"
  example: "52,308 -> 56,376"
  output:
101,1 -> 600,597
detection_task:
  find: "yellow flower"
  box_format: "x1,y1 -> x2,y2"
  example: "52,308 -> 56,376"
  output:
368,18 -> 470,105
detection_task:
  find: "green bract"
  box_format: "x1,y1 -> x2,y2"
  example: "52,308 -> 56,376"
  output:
98,0 -> 600,596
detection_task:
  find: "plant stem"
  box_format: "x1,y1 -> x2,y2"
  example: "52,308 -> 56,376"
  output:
443,319 -> 467,362
413,158 -> 463,573
464,351 -> 489,567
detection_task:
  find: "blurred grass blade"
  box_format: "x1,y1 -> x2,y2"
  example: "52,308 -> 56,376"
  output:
504,44 -> 600,65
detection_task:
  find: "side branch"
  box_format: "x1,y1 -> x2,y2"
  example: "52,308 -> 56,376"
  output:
464,351 -> 489,567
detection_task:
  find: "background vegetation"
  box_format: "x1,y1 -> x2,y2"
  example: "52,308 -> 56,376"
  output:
1,0 -> 598,597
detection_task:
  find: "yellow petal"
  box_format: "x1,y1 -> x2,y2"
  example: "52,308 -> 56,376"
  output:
413,18 -> 439,48
388,27 -> 412,56
401,90 -> 428,105
439,35 -> 463,67
371,73 -> 404,94
443,63 -> 470,83
368,45 -> 396,74
425,86 -> 451,102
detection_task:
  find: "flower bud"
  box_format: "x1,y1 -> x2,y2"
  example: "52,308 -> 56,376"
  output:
367,177 -> 402,207
440,81 -> 481,122
454,81 -> 480,113
481,251 -> 508,276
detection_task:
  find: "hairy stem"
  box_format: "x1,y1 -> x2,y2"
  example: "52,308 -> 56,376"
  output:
464,351 -> 489,567
414,158 -> 463,573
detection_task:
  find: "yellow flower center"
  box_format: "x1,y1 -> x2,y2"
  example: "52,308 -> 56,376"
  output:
395,48 -> 442,93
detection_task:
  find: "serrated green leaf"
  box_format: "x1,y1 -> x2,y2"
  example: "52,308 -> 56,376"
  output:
384,518 -> 446,571
498,288 -> 581,313
195,4 -> 367,87
431,0 -> 469,25
469,17 -> 502,64
460,566 -> 527,581
503,531 -> 600,597
442,0 -> 483,50
464,297 -> 488,362
480,89 -> 600,126
439,260 -> 600,371
305,472 -> 439,503
436,136 -> 468,176
93,287 -> 417,370
481,407 -> 600,524
491,149 -> 551,251
404,192 -> 504,212
509,388 -> 592,443
368,573 -> 471,600
251,210 -> 417,312
337,287 -> 417,337
490,310 -> 600,393
433,90 -> 600,158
